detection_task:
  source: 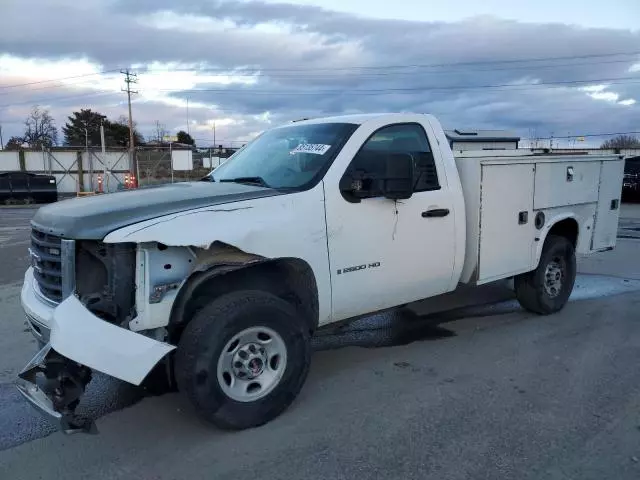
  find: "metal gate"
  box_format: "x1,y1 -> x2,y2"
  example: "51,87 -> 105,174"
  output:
87,150 -> 129,193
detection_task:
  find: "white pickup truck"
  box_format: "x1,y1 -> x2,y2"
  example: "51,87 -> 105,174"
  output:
17,113 -> 625,433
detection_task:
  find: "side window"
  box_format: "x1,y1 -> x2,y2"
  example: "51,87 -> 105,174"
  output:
357,123 -> 440,192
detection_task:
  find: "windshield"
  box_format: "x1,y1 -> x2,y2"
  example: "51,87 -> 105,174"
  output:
210,122 -> 359,189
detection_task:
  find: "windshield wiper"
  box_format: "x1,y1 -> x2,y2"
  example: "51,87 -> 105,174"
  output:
219,176 -> 270,188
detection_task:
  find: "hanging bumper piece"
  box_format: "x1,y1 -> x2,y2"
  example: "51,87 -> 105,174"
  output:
16,343 -> 97,434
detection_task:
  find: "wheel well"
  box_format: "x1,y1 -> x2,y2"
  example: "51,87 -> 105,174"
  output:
168,258 -> 319,343
546,218 -> 579,247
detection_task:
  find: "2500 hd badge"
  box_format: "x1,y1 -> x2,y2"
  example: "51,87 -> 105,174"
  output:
337,262 -> 381,275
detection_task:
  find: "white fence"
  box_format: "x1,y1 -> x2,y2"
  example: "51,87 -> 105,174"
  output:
203,156 -> 229,169
0,148 -> 196,193
0,149 -> 130,193
1,151 -> 20,171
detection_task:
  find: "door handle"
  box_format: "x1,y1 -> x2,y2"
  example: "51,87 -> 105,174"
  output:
422,208 -> 450,218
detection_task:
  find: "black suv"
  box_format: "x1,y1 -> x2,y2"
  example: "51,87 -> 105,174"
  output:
623,156 -> 640,201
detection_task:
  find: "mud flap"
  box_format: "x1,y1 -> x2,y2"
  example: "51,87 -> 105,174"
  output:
16,343 -> 97,434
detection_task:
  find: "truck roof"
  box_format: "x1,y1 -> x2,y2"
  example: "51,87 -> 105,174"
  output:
284,114 -> 520,144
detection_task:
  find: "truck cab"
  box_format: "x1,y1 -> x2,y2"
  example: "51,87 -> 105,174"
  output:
16,113 -> 624,434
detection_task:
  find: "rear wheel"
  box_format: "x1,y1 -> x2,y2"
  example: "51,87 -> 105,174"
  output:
514,234 -> 576,314
174,290 -> 311,430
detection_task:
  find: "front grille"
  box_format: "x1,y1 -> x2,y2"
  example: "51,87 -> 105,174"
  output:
30,229 -> 64,303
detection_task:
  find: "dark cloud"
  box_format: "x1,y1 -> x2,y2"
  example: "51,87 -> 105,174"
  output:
0,0 -> 639,146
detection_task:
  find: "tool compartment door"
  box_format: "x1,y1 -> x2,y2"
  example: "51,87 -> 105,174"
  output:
533,161 -> 600,209
592,158 -> 625,250
478,163 -> 535,283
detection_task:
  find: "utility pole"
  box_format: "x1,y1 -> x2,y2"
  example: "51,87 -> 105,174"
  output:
121,69 -> 138,182
186,98 -> 190,135
100,120 -> 106,154
0,124 -> 3,150
84,127 -> 92,191
211,121 -> 216,168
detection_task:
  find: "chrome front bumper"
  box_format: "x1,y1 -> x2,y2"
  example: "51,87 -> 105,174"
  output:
21,267 -> 54,344
26,312 -> 50,345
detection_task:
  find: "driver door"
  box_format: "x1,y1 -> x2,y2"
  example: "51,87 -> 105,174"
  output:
324,122 -> 456,321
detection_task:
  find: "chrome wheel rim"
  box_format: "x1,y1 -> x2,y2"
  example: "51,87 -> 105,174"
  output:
544,258 -> 564,298
216,326 -> 287,402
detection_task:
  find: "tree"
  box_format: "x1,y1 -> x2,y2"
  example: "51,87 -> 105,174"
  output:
601,135 -> 640,149
153,121 -> 168,143
62,109 -> 107,147
4,136 -> 25,150
176,130 -> 195,145
62,109 -> 147,148
23,105 -> 58,148
103,115 -> 144,148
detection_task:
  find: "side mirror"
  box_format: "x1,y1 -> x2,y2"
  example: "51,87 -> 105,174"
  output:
339,152 -> 414,202
381,153 -> 414,200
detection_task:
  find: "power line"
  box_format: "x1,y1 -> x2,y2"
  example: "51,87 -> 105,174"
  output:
3,57 -> 637,101
1,74 -> 638,110
0,51 -> 637,108
1,49 -> 639,92
5,57 -> 640,97
0,69 -> 121,90
146,58 -> 640,78
165,76 -> 640,95
0,76 -> 122,96
2,74 -> 638,113
0,91 -> 122,109
145,50 -> 640,74
533,131 -> 640,140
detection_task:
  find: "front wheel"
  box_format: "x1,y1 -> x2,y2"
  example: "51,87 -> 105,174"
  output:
174,290 -> 311,430
514,234 -> 577,315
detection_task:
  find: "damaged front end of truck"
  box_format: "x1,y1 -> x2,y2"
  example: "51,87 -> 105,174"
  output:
16,233 -> 180,434
16,176 -> 321,434
16,288 -> 177,433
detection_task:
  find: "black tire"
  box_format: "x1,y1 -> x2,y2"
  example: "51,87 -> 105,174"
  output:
174,290 -> 311,430
514,234 -> 577,315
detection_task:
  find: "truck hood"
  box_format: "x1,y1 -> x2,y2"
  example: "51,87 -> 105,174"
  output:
31,181 -> 284,240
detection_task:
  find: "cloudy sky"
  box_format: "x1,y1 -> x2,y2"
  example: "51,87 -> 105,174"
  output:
1,0 -> 639,148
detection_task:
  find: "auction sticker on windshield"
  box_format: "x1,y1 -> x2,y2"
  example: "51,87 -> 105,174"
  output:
290,143 -> 331,155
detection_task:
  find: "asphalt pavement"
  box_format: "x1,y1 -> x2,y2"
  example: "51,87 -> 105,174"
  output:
0,207 -> 34,286
0,203 -> 639,479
